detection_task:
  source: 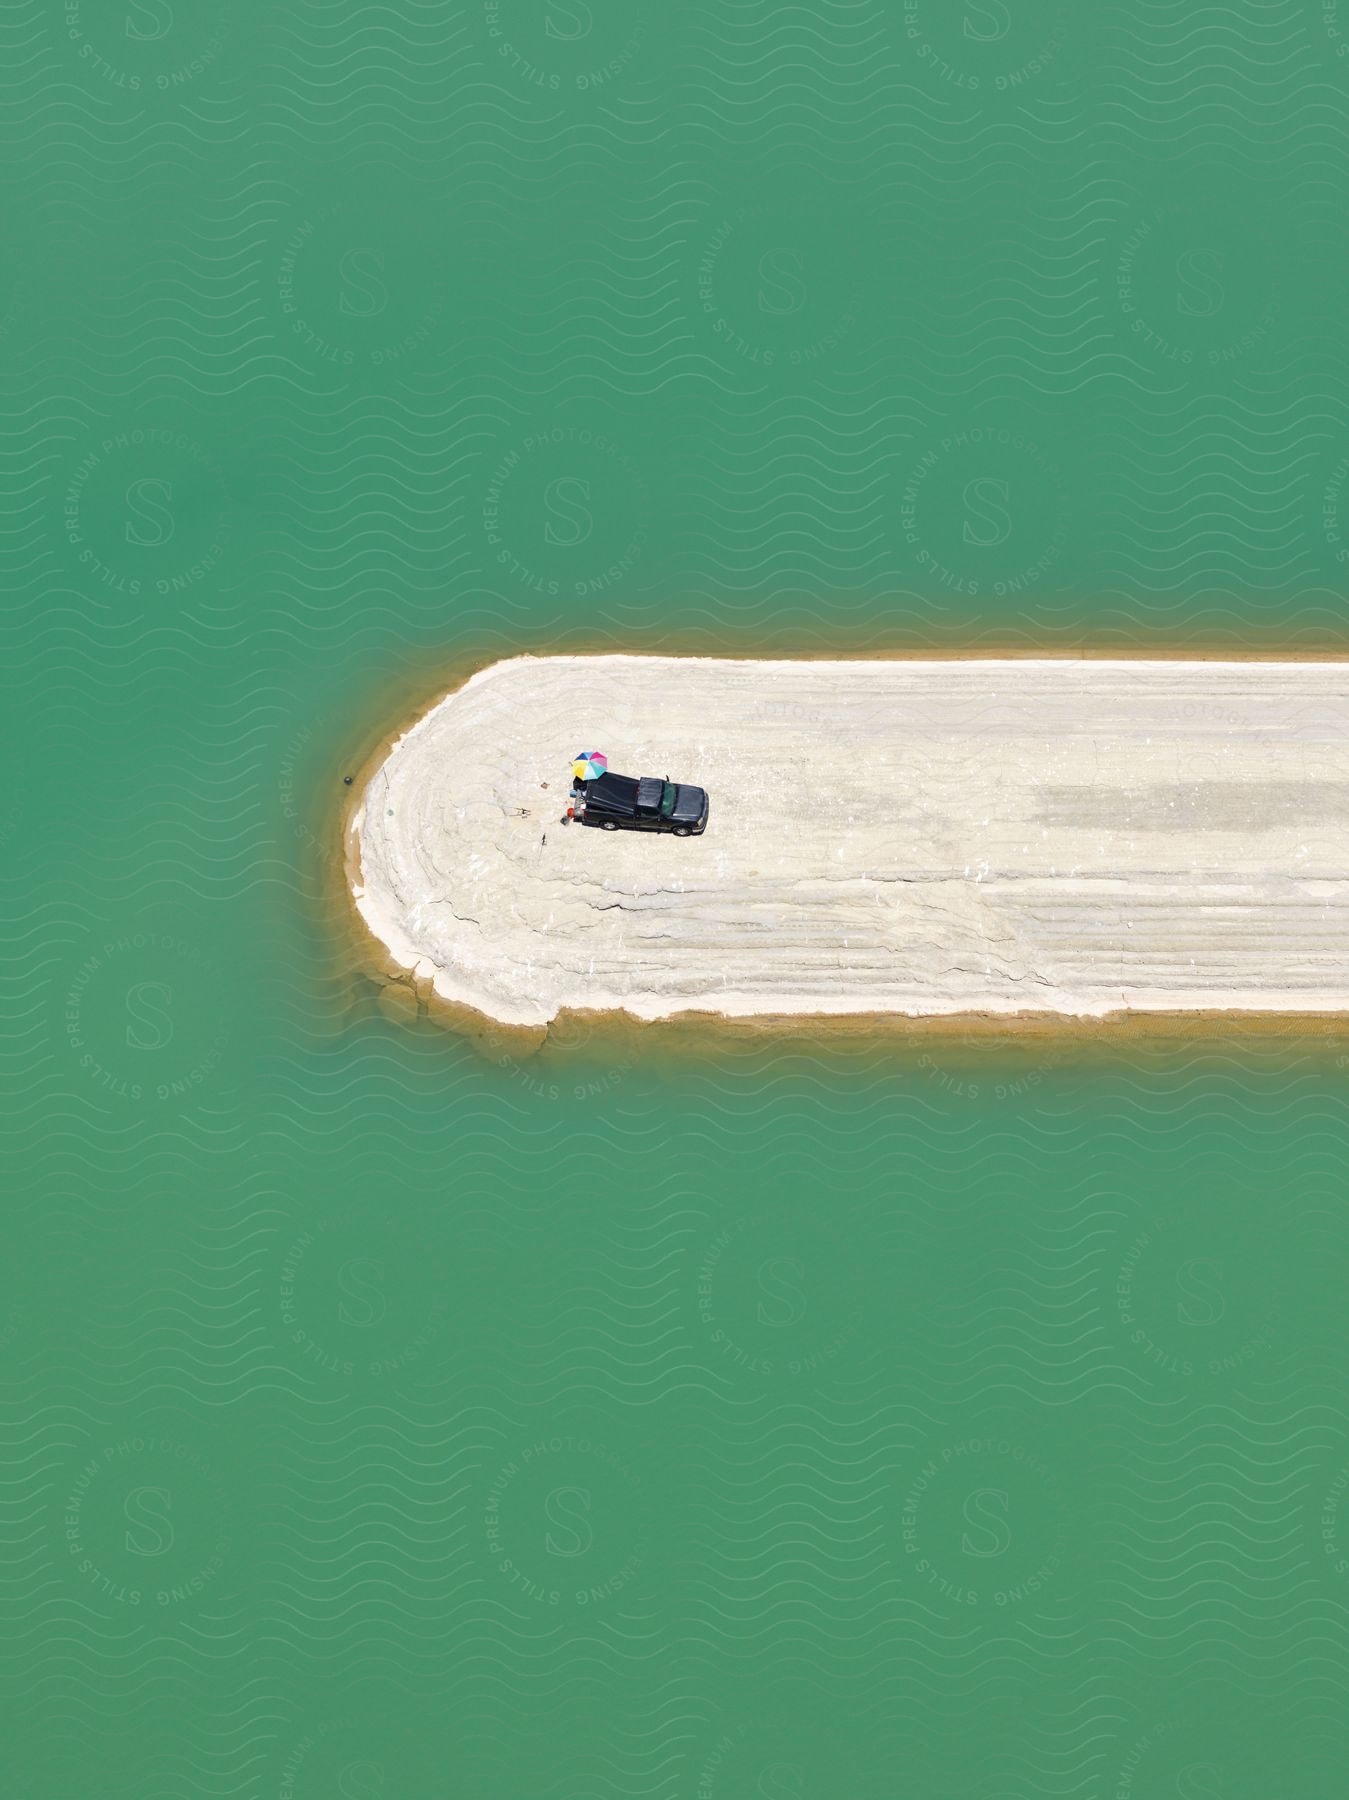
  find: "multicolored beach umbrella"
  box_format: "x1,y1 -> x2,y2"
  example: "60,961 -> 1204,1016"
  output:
572,750 -> 608,782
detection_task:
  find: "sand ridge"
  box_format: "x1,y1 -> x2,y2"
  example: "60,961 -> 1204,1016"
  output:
348,654 -> 1349,1029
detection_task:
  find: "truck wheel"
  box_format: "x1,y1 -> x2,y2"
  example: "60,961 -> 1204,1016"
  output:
602,821 -> 618,831
673,827 -> 690,837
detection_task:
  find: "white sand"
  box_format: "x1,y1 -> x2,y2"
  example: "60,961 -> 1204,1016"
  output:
348,655 -> 1349,1029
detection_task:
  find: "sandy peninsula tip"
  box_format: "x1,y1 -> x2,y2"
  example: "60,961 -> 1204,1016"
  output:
346,654 -> 1349,1031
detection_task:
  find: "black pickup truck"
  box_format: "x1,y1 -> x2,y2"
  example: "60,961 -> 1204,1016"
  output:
573,771 -> 710,837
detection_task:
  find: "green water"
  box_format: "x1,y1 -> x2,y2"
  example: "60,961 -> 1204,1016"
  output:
6,2 -> 1349,1795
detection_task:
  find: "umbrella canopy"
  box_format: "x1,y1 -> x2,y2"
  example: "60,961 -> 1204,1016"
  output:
572,750 -> 608,782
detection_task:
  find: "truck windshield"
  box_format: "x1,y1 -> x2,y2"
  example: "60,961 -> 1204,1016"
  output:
660,782 -> 677,817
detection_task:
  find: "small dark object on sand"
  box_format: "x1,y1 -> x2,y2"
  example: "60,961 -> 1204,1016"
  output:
343,775 -> 353,785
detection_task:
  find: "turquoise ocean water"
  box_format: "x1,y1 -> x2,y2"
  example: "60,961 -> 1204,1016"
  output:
6,3 -> 1349,1796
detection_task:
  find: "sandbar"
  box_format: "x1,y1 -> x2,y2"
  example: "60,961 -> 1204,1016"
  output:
347,655 -> 1349,1030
